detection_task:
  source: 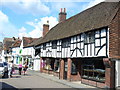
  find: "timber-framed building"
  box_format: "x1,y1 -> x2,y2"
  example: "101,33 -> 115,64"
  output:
35,2 -> 120,88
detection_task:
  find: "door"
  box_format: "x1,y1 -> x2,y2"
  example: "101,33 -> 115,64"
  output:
64,61 -> 68,79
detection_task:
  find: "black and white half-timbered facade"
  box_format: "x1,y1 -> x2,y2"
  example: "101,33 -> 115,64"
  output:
38,28 -> 108,58
35,2 -> 120,89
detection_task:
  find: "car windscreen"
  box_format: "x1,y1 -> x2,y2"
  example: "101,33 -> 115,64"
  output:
0,63 -> 4,67
3,62 -> 8,66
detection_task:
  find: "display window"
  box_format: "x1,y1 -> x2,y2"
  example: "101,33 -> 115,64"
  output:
82,59 -> 105,82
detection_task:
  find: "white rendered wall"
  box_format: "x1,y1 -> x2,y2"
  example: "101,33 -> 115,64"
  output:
33,58 -> 40,71
116,60 -> 120,88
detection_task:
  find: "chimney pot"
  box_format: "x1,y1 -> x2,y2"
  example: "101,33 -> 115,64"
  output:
64,8 -> 66,13
60,8 -> 62,13
59,8 -> 67,23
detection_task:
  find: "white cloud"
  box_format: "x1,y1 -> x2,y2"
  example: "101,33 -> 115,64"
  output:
0,11 -> 18,41
18,16 -> 58,38
26,16 -> 58,38
84,0 -> 105,9
28,29 -> 42,38
18,27 -> 28,39
1,0 -> 50,16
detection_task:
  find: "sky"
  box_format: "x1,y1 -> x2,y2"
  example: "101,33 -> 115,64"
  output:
0,0 -> 114,42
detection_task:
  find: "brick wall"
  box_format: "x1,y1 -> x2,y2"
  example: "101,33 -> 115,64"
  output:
81,79 -> 106,88
103,58 -> 115,88
109,6 -> 120,59
67,59 -> 82,81
70,74 -> 81,81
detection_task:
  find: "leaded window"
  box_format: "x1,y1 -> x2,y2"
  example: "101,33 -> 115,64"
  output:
43,43 -> 46,50
62,38 -> 70,48
84,32 -> 95,44
52,41 -> 57,49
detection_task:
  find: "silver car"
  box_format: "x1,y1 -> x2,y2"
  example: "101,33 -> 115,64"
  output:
0,62 -> 8,78
0,62 -> 4,77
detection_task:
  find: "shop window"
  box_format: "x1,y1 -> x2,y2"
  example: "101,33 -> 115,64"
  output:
43,59 -> 56,71
84,32 -> 95,44
52,41 -> 57,49
44,59 -> 52,70
71,62 -> 77,75
82,59 -> 105,82
54,60 -> 60,72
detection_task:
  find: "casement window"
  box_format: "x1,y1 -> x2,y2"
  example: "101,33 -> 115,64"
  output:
35,48 -> 41,56
43,43 -> 46,50
52,41 -> 57,49
62,38 -> 70,48
84,32 -> 95,44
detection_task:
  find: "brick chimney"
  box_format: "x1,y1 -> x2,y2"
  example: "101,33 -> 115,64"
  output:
43,21 -> 49,37
59,8 -> 67,23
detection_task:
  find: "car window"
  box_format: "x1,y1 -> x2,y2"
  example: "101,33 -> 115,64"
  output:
0,63 -> 4,67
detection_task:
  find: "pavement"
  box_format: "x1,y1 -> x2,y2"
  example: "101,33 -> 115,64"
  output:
28,70 -> 97,89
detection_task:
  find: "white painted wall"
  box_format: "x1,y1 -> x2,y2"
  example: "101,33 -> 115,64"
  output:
116,60 -> 120,88
33,56 -> 40,71
22,47 -> 35,58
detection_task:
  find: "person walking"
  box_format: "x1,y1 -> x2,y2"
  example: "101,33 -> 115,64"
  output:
23,64 -> 28,75
8,61 -> 14,78
18,64 -> 22,75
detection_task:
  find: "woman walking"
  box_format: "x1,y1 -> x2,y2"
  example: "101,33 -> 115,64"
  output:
18,64 -> 22,75
23,64 -> 28,75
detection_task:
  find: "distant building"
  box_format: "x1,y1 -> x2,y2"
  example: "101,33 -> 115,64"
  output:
2,37 -> 19,62
11,39 -> 22,65
21,37 -> 39,69
0,42 -> 3,55
0,42 -> 3,61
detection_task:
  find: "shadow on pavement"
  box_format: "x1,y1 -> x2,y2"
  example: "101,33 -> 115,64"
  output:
0,82 -> 32,90
1,75 -> 21,79
0,82 -> 17,90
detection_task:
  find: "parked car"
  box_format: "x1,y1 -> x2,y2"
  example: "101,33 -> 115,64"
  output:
0,62 -> 8,78
0,62 -> 4,77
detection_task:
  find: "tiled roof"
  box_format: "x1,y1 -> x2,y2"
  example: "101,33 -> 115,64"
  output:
25,37 -> 41,47
23,37 -> 39,48
12,40 -> 22,48
3,38 -> 15,51
35,2 -> 120,46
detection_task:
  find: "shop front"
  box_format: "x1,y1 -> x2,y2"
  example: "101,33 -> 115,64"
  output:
81,58 -> 106,88
59,57 -> 115,88
40,58 -> 60,77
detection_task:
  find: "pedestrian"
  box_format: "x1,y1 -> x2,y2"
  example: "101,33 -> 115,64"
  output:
23,64 -> 28,75
18,64 -> 22,75
8,61 -> 14,78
